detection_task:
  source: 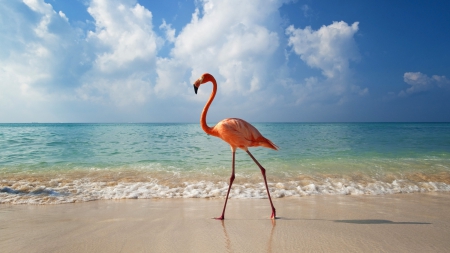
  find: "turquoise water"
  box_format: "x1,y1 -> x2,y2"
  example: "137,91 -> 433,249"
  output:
1,123 -> 450,204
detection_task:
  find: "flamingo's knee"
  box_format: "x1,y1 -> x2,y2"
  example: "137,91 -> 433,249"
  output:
229,174 -> 235,184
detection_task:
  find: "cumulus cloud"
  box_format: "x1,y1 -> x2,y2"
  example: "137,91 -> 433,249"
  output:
286,21 -> 360,79
1,0 -> 293,121
0,0 -> 82,89
76,0 -> 162,106
1,1 -> 284,109
154,0 -> 284,99
0,0 -> 87,121
1,0 -> 372,122
0,0 -> 165,120
399,72 -> 450,96
285,21 -> 366,104
86,0 -> 160,73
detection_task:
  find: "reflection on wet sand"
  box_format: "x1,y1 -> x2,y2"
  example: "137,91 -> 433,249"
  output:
220,218 -> 277,253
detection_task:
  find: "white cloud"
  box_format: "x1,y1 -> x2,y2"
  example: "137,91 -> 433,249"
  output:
153,57 -> 189,97
0,0 -> 161,120
0,0 -> 84,121
86,0 -> 161,73
399,72 -> 450,96
286,21 -> 360,79
22,0 -> 53,15
0,0 -> 77,85
77,0 -> 163,106
0,0 -> 371,122
159,20 -> 176,43
155,0 -> 285,99
285,21 -> 366,104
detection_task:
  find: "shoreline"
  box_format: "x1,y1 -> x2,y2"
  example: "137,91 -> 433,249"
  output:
1,193 -> 450,252
2,170 -> 450,204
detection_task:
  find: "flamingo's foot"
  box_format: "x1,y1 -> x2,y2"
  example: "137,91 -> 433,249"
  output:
271,209 -> 276,219
213,215 -> 224,220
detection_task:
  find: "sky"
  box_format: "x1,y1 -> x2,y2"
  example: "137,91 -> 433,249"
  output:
1,0 -> 449,123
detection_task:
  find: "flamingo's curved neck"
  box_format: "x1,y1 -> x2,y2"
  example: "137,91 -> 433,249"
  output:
200,74 -> 217,136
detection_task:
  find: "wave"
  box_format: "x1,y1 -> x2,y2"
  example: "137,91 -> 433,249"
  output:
2,173 -> 450,204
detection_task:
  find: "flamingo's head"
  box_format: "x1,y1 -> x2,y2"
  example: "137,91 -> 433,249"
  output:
193,75 -> 204,94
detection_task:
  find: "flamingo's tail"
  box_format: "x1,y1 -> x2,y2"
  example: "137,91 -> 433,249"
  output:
260,137 -> 279,151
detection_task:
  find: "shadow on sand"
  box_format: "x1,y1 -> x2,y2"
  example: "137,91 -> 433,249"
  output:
333,219 -> 431,225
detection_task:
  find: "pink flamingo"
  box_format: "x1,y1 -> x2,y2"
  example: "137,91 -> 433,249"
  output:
193,73 -> 278,220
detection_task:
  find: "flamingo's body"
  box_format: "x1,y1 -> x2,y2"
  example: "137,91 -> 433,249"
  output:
193,73 -> 277,220
208,118 -> 278,151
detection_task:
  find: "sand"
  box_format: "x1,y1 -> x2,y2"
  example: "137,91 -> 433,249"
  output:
1,193 -> 450,252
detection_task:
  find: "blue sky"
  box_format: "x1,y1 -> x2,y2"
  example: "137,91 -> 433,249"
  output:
1,0 -> 449,123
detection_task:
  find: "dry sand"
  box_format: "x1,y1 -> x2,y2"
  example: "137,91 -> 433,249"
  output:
1,193 -> 450,252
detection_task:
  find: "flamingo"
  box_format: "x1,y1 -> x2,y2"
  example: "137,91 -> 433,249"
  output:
193,73 -> 278,220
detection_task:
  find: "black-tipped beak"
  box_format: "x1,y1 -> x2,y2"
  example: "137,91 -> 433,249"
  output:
193,84 -> 198,94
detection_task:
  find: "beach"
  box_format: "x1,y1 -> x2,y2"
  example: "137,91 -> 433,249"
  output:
1,123 -> 450,252
2,193 -> 450,252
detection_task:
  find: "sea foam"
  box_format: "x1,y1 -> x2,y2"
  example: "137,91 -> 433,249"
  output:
2,177 -> 450,204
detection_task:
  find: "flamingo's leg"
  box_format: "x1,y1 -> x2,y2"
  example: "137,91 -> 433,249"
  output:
215,151 -> 235,220
246,150 -> 276,219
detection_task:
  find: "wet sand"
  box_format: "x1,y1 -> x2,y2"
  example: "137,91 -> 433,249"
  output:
1,193 -> 450,252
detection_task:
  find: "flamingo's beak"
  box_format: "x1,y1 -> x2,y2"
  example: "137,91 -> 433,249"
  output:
193,84 -> 198,94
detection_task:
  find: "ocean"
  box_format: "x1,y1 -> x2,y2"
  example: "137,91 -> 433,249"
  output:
1,123 -> 449,204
